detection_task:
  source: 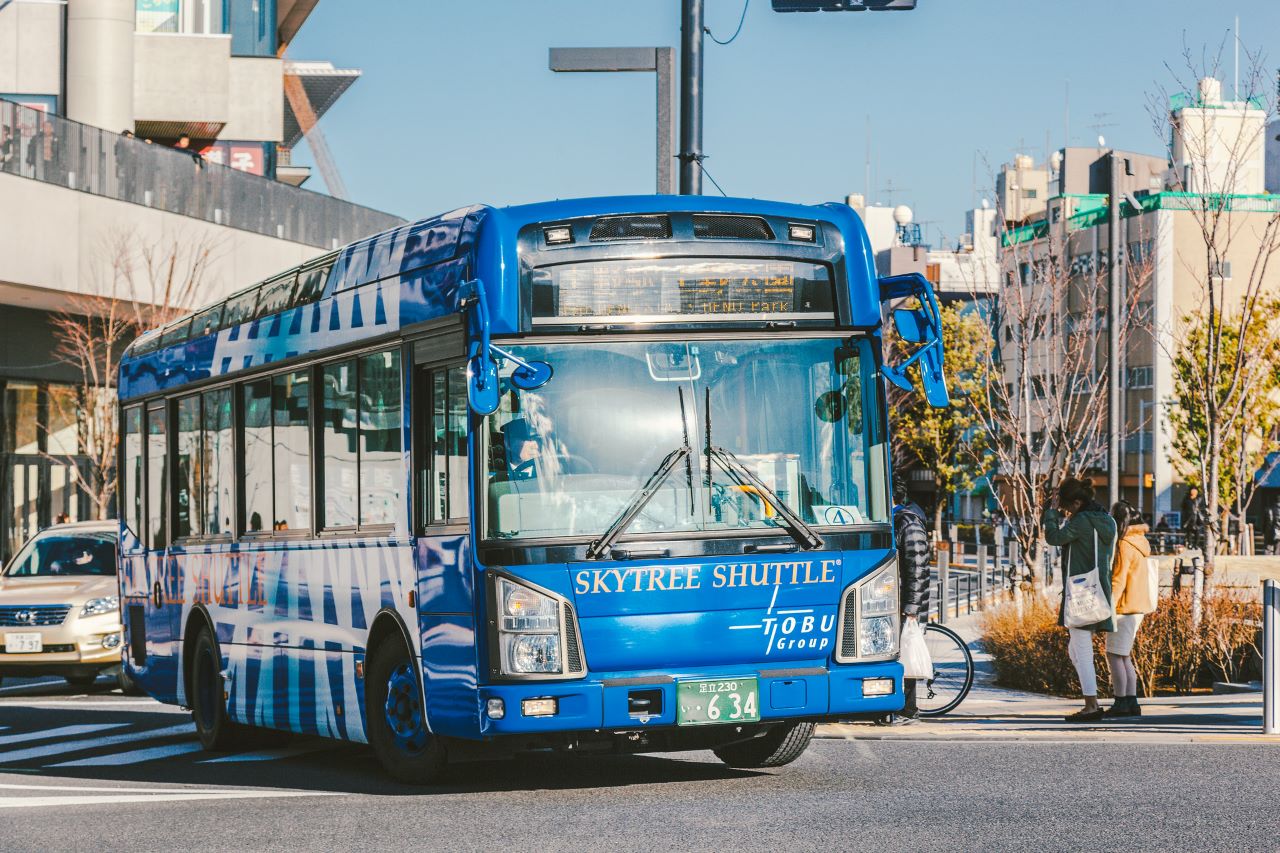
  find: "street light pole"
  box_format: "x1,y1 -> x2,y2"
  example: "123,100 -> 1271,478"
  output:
679,0 -> 704,194
549,47 -> 677,194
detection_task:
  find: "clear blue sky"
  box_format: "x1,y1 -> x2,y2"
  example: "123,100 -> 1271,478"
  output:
289,0 -> 1277,242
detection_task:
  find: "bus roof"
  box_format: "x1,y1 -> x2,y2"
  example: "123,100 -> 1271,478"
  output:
118,195 -> 878,401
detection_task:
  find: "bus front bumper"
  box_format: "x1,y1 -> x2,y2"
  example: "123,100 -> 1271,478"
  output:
475,661 -> 902,736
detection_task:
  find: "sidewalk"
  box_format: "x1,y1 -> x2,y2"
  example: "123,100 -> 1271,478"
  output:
819,611 -> 1278,744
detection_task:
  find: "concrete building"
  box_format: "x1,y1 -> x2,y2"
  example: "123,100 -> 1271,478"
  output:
0,1 -> 401,558
0,0 -> 358,184
996,77 -> 1278,528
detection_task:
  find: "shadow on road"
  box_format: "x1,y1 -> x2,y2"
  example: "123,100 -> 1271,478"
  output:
1,687 -> 765,796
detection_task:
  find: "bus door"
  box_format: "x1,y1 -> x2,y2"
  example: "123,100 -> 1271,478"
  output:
410,327 -> 475,735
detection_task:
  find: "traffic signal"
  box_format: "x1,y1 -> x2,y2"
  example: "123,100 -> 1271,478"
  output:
771,1 -> 917,11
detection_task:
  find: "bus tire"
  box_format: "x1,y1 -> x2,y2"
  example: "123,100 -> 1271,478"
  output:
190,628 -> 255,751
713,721 -> 815,769
365,638 -> 447,785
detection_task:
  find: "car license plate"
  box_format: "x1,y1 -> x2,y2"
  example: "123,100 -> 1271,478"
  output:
4,632 -> 42,654
676,677 -> 760,726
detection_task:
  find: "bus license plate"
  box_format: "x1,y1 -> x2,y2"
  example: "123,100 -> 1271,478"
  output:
5,633 -> 42,653
677,677 -> 760,726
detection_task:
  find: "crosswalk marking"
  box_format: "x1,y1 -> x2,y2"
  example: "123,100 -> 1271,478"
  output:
51,741 -> 205,767
0,723 -> 193,765
198,741 -> 337,763
0,724 -> 126,748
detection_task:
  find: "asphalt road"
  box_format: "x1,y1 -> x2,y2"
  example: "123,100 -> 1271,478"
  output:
1,675 -> 1278,852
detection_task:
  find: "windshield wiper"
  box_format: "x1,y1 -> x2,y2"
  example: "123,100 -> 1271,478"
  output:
586,444 -> 690,560
703,387 -> 823,551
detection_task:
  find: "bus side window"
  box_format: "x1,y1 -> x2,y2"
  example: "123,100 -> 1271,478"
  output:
174,395 -> 202,539
417,362 -> 468,529
146,405 -> 167,549
122,406 -> 143,541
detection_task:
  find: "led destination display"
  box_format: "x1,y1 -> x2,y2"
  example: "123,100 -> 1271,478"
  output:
531,258 -> 835,323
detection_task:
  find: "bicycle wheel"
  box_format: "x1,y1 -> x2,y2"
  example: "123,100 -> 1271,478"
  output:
915,623 -> 974,717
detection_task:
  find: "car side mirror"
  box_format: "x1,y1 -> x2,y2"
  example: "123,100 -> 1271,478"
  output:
457,279 -> 553,416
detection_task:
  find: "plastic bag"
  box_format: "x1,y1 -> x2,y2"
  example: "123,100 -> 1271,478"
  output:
900,619 -> 932,680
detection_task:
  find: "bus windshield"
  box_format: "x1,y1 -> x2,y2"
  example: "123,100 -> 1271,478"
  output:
483,336 -> 887,541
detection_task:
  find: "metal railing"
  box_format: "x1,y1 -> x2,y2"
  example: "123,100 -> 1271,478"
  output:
0,99 -> 405,249
929,540 -> 1010,623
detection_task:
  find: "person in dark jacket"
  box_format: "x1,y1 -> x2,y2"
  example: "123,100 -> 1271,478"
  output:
1267,498 -> 1280,555
1180,487 -> 1207,551
892,479 -> 931,720
1043,477 -> 1116,723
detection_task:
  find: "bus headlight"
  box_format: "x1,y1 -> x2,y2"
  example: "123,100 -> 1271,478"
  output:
835,561 -> 901,664
858,566 -> 899,658
496,577 -> 564,675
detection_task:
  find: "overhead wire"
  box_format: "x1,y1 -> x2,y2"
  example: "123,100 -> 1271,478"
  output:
705,0 -> 750,46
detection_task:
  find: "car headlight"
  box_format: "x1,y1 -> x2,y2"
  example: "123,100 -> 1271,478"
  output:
81,596 -> 119,617
496,577 -> 564,675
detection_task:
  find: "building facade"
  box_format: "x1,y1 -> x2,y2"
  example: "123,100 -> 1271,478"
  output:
0,1 -> 401,559
995,78 -> 1278,528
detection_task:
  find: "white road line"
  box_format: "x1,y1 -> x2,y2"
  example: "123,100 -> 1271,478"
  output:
0,678 -> 63,695
0,723 -> 193,764
0,724 -> 127,748
50,741 -> 205,767
198,741 -> 337,763
0,699 -> 174,708
0,790 -> 338,809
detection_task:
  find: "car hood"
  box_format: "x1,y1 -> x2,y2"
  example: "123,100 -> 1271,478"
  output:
0,575 -> 117,604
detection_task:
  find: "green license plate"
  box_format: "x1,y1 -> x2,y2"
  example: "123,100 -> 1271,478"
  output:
676,677 -> 760,726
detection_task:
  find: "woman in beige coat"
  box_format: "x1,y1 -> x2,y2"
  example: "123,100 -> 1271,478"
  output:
1107,501 -> 1158,717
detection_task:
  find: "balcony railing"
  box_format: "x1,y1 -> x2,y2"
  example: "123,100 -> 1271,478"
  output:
0,99 -> 404,249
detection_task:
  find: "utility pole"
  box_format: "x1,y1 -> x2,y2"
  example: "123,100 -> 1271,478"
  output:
678,0 -> 704,194
1107,152 -> 1122,506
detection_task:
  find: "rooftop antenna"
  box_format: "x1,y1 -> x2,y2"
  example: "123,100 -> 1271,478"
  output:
1064,79 -> 1071,147
1089,112 -> 1117,150
1234,14 -> 1240,101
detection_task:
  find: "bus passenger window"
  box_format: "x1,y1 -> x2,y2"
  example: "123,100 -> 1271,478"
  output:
122,407 -> 143,540
146,407 -> 167,549
272,371 -> 312,532
359,350 -> 401,527
320,360 -> 358,528
425,364 -> 467,525
203,388 -> 234,536
174,395 -> 201,539
242,380 -> 272,533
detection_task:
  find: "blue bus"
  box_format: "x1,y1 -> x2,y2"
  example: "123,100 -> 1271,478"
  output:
116,195 -> 947,782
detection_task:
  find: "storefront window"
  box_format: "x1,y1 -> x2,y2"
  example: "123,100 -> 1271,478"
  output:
3,382 -> 38,454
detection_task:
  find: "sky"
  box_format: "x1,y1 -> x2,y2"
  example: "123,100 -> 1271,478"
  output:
289,0 -> 1280,242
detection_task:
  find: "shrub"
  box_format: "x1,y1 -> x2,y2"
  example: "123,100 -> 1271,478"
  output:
980,588 -> 1261,697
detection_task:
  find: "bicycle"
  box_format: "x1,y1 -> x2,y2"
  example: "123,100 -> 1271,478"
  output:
915,622 -> 975,717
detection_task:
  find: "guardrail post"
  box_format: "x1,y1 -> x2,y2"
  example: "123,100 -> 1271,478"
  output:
1265,579 -> 1279,735
937,549 -> 950,625
977,544 -> 988,609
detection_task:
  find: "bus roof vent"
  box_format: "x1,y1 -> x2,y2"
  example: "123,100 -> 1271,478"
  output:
589,214 -> 672,241
692,214 -> 774,240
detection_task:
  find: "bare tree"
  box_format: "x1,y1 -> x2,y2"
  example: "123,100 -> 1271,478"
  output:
46,228 -> 215,520
1147,40 -> 1280,617
977,183 -> 1154,587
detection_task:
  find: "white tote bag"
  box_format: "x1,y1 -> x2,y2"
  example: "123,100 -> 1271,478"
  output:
1063,527 -> 1113,628
900,619 -> 933,680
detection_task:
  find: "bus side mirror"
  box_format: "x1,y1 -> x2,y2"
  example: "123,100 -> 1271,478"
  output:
878,273 -> 949,408
456,278 -> 554,416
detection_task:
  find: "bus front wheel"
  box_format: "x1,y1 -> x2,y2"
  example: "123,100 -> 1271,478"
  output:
713,721 -> 815,769
365,639 -> 447,785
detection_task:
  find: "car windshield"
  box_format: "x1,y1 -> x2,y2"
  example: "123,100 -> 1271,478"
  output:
483,336 -> 887,541
4,532 -> 117,577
